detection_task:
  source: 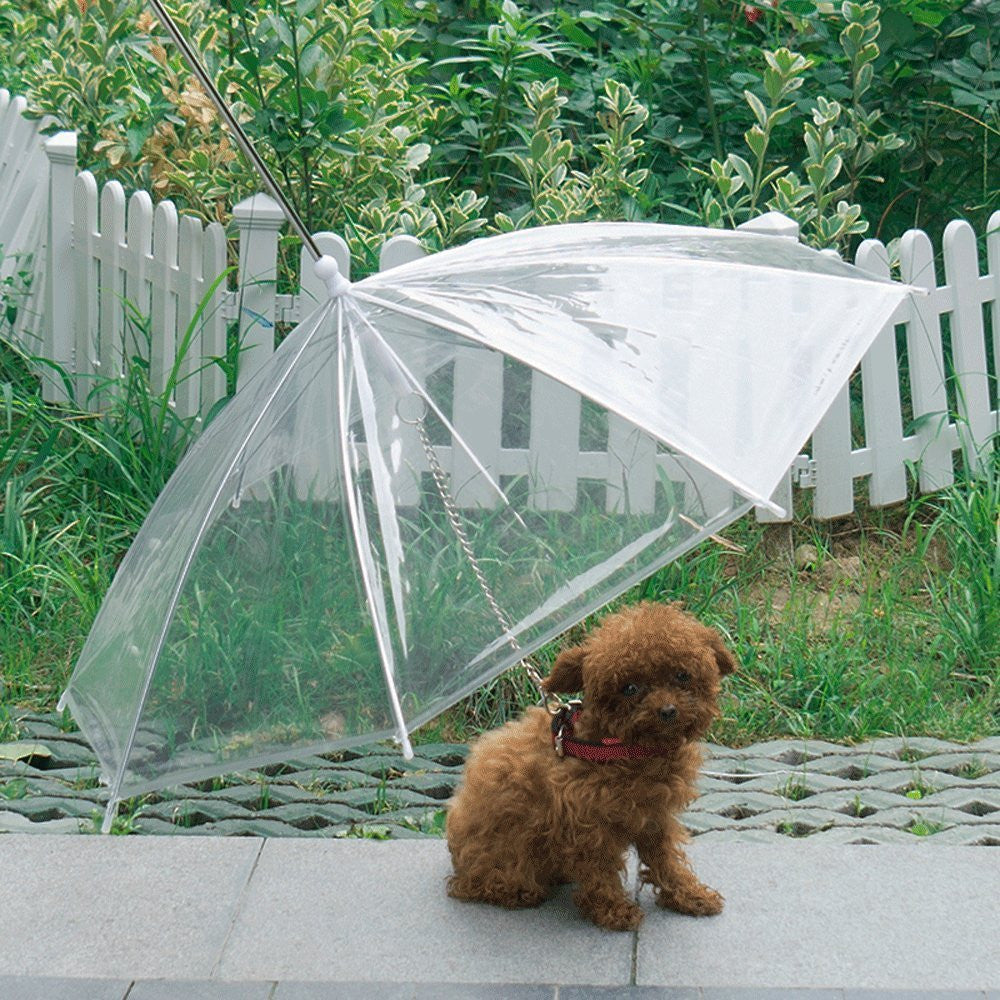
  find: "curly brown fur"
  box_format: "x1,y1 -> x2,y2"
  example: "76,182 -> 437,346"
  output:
445,601 -> 736,932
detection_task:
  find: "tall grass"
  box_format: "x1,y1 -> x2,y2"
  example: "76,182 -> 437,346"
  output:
0,291 -> 226,710
907,436 -> 1000,680
1,320 -> 998,747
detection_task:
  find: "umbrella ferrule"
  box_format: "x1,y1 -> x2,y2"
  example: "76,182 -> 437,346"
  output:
315,255 -> 352,299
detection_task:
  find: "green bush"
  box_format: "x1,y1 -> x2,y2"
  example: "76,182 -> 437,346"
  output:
1,0 -> 996,265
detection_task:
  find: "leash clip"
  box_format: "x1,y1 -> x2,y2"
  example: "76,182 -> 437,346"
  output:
551,700 -> 582,759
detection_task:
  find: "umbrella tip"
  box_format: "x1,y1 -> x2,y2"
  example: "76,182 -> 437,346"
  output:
314,255 -> 352,299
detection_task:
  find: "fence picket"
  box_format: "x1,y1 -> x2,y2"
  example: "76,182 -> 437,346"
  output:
606,417 -> 656,514
378,234 -> 428,507
199,222 -> 229,419
529,375 -> 581,512
96,181 -> 126,409
0,96 -> 40,250
73,171 -> 99,407
855,239 -> 907,507
150,199 -> 178,399
811,383 -> 854,519
124,189 -> 153,355
987,210 -> 1000,416
233,193 -> 284,387
174,215 -> 204,420
42,132 -> 78,403
943,219 -> 995,466
898,228 -> 954,491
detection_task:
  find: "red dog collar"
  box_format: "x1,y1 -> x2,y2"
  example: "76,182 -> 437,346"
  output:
551,706 -> 674,762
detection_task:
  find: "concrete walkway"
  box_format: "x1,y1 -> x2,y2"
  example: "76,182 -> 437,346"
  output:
0,835 -> 998,998
2,721 -> 999,996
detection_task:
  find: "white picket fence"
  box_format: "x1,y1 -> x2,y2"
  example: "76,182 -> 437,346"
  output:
1,93 -> 998,522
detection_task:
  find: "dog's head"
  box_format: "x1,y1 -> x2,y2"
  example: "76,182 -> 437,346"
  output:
543,601 -> 736,745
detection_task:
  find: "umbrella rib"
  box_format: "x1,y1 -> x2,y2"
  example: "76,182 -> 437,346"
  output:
345,295 -> 515,513
99,302 -> 336,831
336,304 -> 414,759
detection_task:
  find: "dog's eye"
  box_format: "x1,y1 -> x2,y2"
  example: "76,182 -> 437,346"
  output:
621,682 -> 641,697
675,670 -> 692,686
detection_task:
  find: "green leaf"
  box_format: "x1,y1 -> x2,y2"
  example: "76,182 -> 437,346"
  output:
744,124 -> 767,161
744,89 -> 768,129
727,153 -> 755,192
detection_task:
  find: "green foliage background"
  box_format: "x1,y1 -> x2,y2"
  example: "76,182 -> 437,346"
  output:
0,0 -> 997,270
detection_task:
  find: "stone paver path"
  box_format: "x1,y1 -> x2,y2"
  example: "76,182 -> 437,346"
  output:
2,713 -> 998,843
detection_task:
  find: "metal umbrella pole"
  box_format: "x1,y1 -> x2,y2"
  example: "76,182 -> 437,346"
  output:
146,0 -> 322,262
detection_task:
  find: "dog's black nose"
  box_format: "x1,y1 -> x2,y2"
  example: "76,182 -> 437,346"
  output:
659,705 -> 678,722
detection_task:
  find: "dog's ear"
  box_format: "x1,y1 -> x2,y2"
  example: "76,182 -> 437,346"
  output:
543,645 -> 586,694
708,633 -> 738,677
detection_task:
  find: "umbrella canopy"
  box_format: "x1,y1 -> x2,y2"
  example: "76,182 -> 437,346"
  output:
60,221 -> 913,829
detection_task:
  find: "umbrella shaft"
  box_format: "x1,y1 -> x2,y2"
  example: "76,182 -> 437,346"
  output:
146,0 -> 321,261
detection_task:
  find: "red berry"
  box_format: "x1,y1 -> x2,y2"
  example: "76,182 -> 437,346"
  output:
744,4 -> 762,24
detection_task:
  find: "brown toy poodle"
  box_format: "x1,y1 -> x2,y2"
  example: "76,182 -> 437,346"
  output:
445,601 -> 736,932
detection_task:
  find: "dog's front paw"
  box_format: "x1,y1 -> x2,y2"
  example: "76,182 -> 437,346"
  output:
655,882 -> 724,917
576,892 -> 644,932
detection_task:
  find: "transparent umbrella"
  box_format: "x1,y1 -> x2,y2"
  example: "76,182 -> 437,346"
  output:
58,220 -> 916,831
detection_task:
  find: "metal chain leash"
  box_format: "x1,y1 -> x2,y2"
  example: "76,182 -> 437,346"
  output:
405,401 -> 559,713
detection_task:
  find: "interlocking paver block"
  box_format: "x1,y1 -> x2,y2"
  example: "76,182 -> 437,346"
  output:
0,810 -> 84,834
266,801 -> 369,827
139,798 -> 257,825
689,790 -> 787,818
911,752 -> 1000,774
6,712 -> 1000,841
928,824 -> 1000,845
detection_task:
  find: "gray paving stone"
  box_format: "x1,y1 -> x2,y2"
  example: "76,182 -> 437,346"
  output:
788,789 -> 905,816
795,826 -> 922,845
391,771 -> 460,797
861,805 -> 985,831
330,753 -> 442,776
636,843 -> 1000,991
794,755 -> 901,778
6,714 -> 1000,844
690,828 -> 789,844
409,742 -> 469,765
0,794 -> 100,821
203,783 -> 309,808
216,840 -> 633,985
127,979 -> 274,999
924,787 -> 1000,813
842,992 -> 989,999
183,817 -> 322,837
276,983 -> 555,999
0,977 -> 130,999
560,988 -> 700,999
853,769 -> 958,794
263,801 -> 370,828
0,834 -> 263,978
908,752 -> 1000,775
0,809 -> 85,834
277,769 -> 383,792
730,739 -> 852,763
17,740 -> 100,768
700,990 -> 843,999
927,824 -> 1000,845
139,798 -> 258,825
689,790 -> 788,818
